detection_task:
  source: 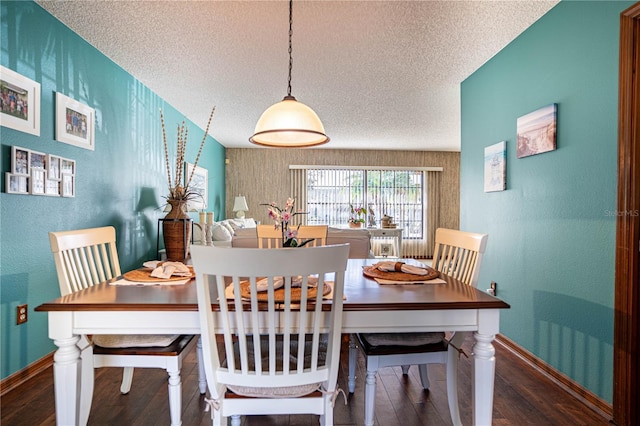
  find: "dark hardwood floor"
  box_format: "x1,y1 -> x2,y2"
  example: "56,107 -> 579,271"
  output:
1,335 -> 610,425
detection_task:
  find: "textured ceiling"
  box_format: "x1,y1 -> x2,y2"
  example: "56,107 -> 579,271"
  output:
36,0 -> 558,151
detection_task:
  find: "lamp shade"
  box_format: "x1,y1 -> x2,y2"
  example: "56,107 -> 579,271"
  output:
249,96 -> 329,148
233,196 -> 249,212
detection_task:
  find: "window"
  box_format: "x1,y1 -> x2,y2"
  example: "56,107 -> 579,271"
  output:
305,168 -> 424,239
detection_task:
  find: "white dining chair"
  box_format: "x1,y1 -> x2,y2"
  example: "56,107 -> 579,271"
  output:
348,228 -> 488,426
191,243 -> 350,426
49,226 -> 205,426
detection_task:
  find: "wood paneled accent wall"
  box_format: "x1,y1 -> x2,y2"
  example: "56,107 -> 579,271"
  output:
225,148 -> 460,228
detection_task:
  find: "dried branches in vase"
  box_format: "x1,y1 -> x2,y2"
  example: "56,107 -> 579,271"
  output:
160,106 -> 216,261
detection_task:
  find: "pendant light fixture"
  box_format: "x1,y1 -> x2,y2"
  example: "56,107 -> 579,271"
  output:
249,0 -> 329,148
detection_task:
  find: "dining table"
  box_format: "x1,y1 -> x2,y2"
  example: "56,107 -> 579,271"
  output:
36,257 -> 510,425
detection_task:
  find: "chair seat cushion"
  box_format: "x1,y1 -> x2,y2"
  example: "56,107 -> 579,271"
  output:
357,332 -> 447,355
224,335 -> 327,398
92,334 -> 180,348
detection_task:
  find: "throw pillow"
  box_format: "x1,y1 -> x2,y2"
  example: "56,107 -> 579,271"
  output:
212,223 -> 233,241
219,220 -> 235,236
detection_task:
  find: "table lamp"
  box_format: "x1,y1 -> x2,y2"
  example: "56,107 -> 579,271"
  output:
233,196 -> 249,219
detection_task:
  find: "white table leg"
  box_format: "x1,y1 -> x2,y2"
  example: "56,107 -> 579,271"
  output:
364,369 -> 377,426
49,311 -> 82,425
472,309 -> 499,425
52,335 -> 81,425
348,334 -> 358,393
197,337 -> 207,394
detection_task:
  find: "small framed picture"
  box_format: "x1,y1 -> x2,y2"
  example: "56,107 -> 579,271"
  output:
55,92 -> 95,150
484,141 -> 507,192
47,154 -> 61,180
11,146 -> 30,175
517,103 -> 557,158
45,179 -> 60,196
0,66 -> 41,136
60,157 -> 75,175
185,162 -> 208,210
29,149 -> 45,169
61,174 -> 75,197
30,168 -> 46,195
5,173 -> 28,194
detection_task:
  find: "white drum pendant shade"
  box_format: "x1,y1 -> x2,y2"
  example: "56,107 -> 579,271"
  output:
250,96 -> 329,148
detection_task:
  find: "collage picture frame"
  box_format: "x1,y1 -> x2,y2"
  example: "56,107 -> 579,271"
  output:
5,145 -> 75,197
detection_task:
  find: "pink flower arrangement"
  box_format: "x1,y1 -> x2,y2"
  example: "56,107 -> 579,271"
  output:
263,198 -> 313,247
349,205 -> 367,224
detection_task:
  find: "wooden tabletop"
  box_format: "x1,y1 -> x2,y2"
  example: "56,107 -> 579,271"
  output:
36,258 -> 510,313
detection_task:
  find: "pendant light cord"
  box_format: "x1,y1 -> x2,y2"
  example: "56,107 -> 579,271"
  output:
287,0 -> 293,97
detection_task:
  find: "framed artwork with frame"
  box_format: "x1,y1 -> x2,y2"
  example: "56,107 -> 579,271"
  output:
60,157 -> 75,175
11,146 -> 30,175
484,141 -> 507,192
30,169 -> 46,195
0,66 -> 41,136
61,174 -> 75,197
29,150 -> 45,169
45,179 -> 61,196
517,103 -> 557,158
55,92 -> 95,150
47,154 -> 61,180
5,173 -> 28,194
185,162 -> 208,210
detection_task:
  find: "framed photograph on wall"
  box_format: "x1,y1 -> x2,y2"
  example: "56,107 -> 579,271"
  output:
0,66 -> 41,136
29,150 -> 46,169
30,169 -> 46,195
5,173 -> 28,194
484,141 -> 507,192
517,103 -> 557,158
45,179 -> 61,196
47,154 -> 61,180
55,92 -> 95,150
60,157 -> 75,175
185,162 -> 208,210
11,146 -> 30,175
61,174 -> 75,197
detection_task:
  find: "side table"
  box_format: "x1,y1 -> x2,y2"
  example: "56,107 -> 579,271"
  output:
368,227 -> 403,258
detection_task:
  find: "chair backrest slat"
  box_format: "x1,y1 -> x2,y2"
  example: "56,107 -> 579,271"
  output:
296,225 -> 328,247
256,225 -> 283,248
432,228 -> 488,287
50,226 -> 121,296
192,244 -> 349,397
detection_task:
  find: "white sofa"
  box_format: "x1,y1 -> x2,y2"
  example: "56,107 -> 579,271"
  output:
205,219 -> 373,258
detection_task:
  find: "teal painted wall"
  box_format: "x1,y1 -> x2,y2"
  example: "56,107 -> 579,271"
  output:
460,1 -> 632,403
0,1 -> 226,379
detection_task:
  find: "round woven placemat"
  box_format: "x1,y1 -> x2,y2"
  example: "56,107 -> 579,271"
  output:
362,265 -> 439,281
123,267 -> 194,282
239,281 -> 331,302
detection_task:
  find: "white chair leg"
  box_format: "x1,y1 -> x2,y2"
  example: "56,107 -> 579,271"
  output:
120,367 -> 134,394
418,364 -> 430,389
348,334 -> 358,393
196,337 -> 206,394
212,410 -> 224,426
364,369 -> 377,426
401,365 -> 410,375
79,343 -> 94,425
446,346 -> 462,426
167,369 -> 182,426
230,414 -> 241,426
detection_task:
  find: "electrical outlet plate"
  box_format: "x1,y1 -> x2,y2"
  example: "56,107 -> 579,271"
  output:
17,304 -> 27,325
